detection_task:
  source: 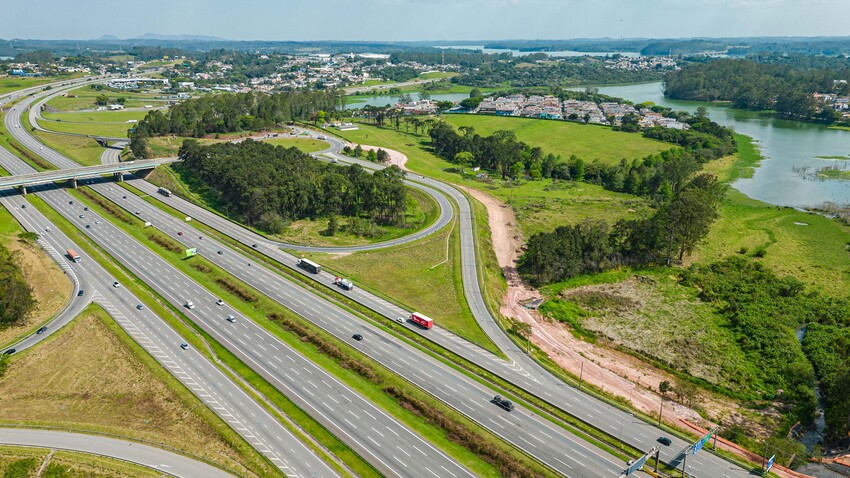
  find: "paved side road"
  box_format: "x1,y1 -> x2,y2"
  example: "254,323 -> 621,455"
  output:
0,428 -> 234,478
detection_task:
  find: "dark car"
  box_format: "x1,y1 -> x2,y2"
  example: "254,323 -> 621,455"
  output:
252,244 -> 257,248
77,290 -> 84,297
217,250 -> 223,255
136,304 -> 144,310
658,437 -> 672,446
69,200 -> 74,205
491,395 -> 515,411
352,333 -> 363,341
21,204 -> 25,209
36,326 -> 47,334
83,207 -> 88,211
122,195 -> 127,199
177,231 -> 183,236
85,224 -> 90,229
3,348 -> 15,355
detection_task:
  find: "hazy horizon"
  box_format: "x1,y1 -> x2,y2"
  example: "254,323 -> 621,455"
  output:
3,0 -> 850,42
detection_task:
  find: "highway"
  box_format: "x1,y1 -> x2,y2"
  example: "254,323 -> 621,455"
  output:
6,80 -> 631,477
3,90 -> 476,478
0,175 -> 339,478
0,428 -> 234,478
10,78 -> 757,477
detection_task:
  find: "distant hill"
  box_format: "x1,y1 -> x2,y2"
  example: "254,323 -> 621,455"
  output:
134,33 -> 228,42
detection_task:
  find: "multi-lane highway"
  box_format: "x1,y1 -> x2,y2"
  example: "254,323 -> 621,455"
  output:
0,180 -> 339,478
4,77 -> 760,477
3,87 -> 478,478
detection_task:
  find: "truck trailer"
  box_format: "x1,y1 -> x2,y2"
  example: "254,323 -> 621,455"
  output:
298,258 -> 321,274
410,312 -> 433,329
66,248 -> 81,262
157,187 -> 172,197
334,277 -> 354,290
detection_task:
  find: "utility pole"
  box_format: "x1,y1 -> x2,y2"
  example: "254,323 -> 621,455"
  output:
578,361 -> 584,389
658,396 -> 664,426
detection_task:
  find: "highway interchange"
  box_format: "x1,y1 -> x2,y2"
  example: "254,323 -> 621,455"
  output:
0,77 -> 759,477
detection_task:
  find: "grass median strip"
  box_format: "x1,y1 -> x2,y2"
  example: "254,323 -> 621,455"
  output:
26,194 -> 361,478
116,179 -> 647,461
72,184 -> 561,477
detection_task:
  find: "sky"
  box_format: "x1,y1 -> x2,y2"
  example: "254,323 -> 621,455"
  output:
4,0 -> 850,42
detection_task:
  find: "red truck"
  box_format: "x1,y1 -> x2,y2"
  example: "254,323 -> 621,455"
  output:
410,312 -> 433,329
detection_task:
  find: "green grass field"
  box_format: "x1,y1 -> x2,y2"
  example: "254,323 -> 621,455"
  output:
264,137 -> 329,153
442,114 -> 671,165
45,87 -> 168,111
419,72 -> 460,80
37,110 -> 145,138
0,75 -> 74,96
31,129 -> 105,166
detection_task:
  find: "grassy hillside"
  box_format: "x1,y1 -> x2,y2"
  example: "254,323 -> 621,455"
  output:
442,114 -> 671,165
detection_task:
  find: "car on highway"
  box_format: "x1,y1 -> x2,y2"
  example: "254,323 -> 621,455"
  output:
36,327 -> 47,334
177,231 -> 183,236
180,343 -> 190,350
491,395 -> 515,411
69,201 -> 73,205
658,437 -> 672,446
185,300 -> 195,309
85,224 -> 90,229
95,220 -> 101,224
226,315 -> 236,323
77,290 -> 84,297
122,195 -> 127,199
113,281 -> 120,288
352,333 -> 363,341
134,211 -> 140,215
216,299 -> 224,306
3,348 -> 15,355
78,214 -> 84,218
217,250 -> 223,255
136,304 -> 144,310
83,207 -> 88,211
395,317 -> 406,324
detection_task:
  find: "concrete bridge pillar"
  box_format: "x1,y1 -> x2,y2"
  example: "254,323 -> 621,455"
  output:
115,172 -> 124,182
68,178 -> 77,189
19,185 -> 27,196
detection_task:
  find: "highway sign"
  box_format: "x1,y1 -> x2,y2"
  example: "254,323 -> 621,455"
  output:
766,454 -> 776,473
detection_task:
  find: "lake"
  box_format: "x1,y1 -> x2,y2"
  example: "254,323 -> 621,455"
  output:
589,82 -> 850,208
435,45 -> 641,58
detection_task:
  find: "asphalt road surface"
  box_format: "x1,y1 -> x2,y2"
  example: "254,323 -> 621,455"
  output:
0,428 -> 235,478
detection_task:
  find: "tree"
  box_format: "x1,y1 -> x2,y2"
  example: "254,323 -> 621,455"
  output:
376,149 -> 389,163
17,232 -> 39,243
453,151 -> 474,175
659,380 -> 672,396
436,100 -> 454,113
469,88 -> 482,98
418,91 -> 431,100
695,106 -> 708,119
316,110 -> 326,126
367,149 -> 378,162
398,93 -> 412,104
354,144 -> 363,157
325,214 -> 338,236
94,94 -> 109,106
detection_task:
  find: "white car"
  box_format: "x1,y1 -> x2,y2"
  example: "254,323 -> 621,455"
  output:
396,317 -> 406,324
113,281 -> 120,288
226,315 -> 236,323
180,343 -> 189,350
185,301 -> 195,309
216,299 -> 224,306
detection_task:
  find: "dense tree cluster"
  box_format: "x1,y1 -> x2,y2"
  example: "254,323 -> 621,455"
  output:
682,257 -> 850,432
129,90 -> 340,158
802,324 -> 850,445
518,173 -> 726,284
452,57 -> 667,89
177,140 -> 408,232
0,244 -> 36,327
664,59 -> 850,122
376,66 -> 419,82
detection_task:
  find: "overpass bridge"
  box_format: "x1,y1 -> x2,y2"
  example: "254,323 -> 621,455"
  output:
0,157 -> 180,194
